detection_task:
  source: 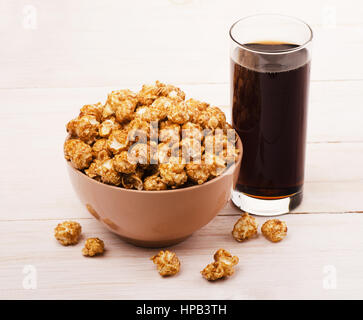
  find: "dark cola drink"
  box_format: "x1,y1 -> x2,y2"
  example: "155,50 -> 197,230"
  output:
231,42 -> 311,207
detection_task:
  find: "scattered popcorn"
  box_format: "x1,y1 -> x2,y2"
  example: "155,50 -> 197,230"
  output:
82,237 -> 105,257
201,249 -> 239,281
151,250 -> 180,276
54,221 -> 82,246
64,81 -> 239,190
214,248 -> 239,267
232,213 -> 258,242
261,219 -> 288,242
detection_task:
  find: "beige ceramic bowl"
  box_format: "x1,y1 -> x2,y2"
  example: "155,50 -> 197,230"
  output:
66,138 -> 242,248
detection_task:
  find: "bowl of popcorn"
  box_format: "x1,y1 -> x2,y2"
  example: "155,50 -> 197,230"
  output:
64,81 -> 242,247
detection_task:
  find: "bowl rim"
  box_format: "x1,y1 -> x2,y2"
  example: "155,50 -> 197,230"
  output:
66,136 -> 243,194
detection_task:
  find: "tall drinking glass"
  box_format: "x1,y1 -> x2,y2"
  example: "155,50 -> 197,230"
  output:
230,14 -> 313,215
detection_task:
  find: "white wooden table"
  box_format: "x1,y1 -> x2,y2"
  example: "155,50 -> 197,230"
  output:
1,0 -> 363,299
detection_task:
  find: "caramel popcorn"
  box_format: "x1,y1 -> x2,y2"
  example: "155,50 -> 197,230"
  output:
203,153 -> 226,177
159,120 -> 181,144
54,221 -> 82,246
151,250 -> 180,276
80,103 -> 103,122
64,81 -> 239,190
201,249 -> 239,281
107,129 -> 129,154
198,106 -> 226,130
185,98 -> 209,123
64,139 -> 93,170
92,138 -> 111,160
144,172 -> 167,190
159,158 -> 188,187
121,168 -> 144,190
66,115 -> 100,144
82,237 -> 105,257
103,89 -> 137,120
185,162 -> 211,185
113,151 -> 137,174
97,159 -> 122,185
167,101 -> 190,124
261,219 -> 288,242
232,213 -> 258,242
99,117 -> 121,138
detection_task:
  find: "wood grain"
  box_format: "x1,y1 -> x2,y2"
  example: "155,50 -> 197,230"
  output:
1,214 -> 363,300
1,0 -> 363,300
1,0 -> 363,89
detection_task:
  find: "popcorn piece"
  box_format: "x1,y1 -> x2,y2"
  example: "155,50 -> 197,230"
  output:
232,213 -> 258,242
115,99 -> 137,123
99,117 -> 121,138
54,221 -> 82,246
214,249 -> 239,267
151,250 -> 180,276
261,219 -> 288,242
203,153 -> 226,177
113,151 -> 137,174
85,159 -> 101,180
201,261 -> 232,281
97,159 -> 122,185
82,238 -> 104,257
201,249 -> 239,281
161,83 -> 185,102
185,162 -> 211,185
179,137 -> 203,162
80,102 -> 103,122
198,106 -> 226,130
159,157 -> 187,187
167,101 -> 190,124
144,173 -> 167,191
121,168 -> 144,190
66,115 -> 100,144
92,138 -> 111,160
185,98 -> 209,123
159,120 -> 181,144
138,81 -> 185,106
64,139 -> 93,170
103,89 -> 137,119
182,122 -> 203,141
150,97 -> 172,120
107,129 -> 129,154
135,98 -> 171,122
127,118 -> 151,141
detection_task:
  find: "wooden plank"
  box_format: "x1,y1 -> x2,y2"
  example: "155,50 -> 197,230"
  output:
1,1 -> 363,88
1,214 -> 363,299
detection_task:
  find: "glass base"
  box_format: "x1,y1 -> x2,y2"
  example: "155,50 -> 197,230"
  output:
231,190 -> 303,216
